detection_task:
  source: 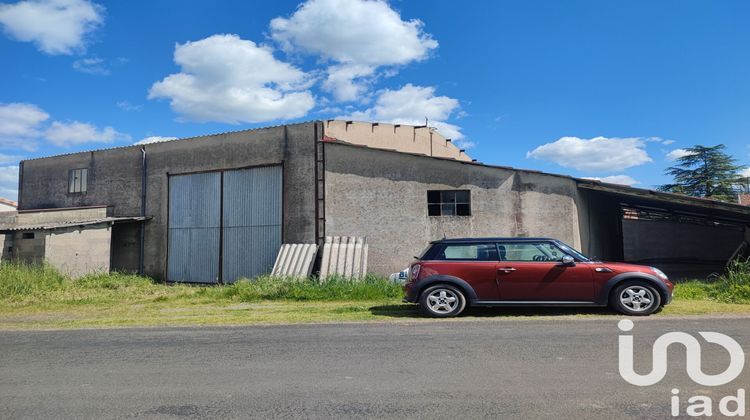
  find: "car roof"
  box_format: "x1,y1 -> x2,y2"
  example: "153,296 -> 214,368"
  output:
431,237 -> 558,244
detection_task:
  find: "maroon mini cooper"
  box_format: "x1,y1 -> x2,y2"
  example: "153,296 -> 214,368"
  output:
404,237 -> 673,317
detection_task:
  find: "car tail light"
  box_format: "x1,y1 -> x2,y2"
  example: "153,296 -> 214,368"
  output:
410,264 -> 421,282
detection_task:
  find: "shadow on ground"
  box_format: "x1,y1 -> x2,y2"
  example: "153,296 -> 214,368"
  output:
369,304 -> 616,318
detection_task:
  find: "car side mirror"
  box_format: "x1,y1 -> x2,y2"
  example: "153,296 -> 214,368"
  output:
561,255 -> 575,266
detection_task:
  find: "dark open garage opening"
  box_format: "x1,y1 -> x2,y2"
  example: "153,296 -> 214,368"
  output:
578,182 -> 750,280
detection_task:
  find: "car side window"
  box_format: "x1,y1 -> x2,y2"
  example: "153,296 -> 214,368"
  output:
496,242 -> 565,262
434,243 -> 499,261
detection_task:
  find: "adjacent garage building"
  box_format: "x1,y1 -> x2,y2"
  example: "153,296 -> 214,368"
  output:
12,120 -> 750,282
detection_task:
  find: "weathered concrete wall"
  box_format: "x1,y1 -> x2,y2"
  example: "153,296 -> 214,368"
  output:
16,207 -> 108,225
324,120 -> 472,162
0,202 -> 15,212
44,224 -> 111,277
0,233 -> 13,261
323,142 -> 582,275
18,122 -> 319,280
20,149 -> 142,216
11,231 -> 46,264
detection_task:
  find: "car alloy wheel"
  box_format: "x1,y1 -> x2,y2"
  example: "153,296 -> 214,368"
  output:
419,285 -> 467,317
427,289 -> 459,314
612,281 -> 661,316
619,286 -> 655,313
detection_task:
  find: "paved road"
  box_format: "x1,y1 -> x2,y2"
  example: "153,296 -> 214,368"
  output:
1,317 -> 749,419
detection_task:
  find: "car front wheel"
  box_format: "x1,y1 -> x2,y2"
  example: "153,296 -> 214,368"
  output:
611,281 -> 662,316
419,284 -> 467,317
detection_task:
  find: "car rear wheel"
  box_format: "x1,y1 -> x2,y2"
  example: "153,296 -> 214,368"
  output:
611,281 -> 662,316
419,284 -> 467,318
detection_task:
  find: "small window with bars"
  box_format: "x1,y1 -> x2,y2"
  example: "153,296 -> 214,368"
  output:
427,190 -> 471,216
68,168 -> 88,194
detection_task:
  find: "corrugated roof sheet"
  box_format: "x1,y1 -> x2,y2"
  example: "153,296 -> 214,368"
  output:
0,216 -> 148,231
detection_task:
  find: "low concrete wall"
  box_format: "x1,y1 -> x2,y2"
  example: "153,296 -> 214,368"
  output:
16,207 -> 108,225
44,224 -> 111,278
324,120 -> 471,162
324,142 -> 582,275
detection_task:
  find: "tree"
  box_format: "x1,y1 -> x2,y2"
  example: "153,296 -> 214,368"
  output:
659,144 -> 746,202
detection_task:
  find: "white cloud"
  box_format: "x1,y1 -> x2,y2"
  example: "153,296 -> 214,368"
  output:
453,139 -> 475,150
665,148 -> 694,161
739,168 -> 750,178
526,136 -> 652,172
45,121 -> 129,147
0,153 -> 22,164
72,56 -> 108,75
116,100 -> 142,112
321,64 -> 376,102
582,175 -> 639,186
270,0 -> 437,101
662,139 -> 675,145
0,102 -> 49,150
0,102 -> 127,150
135,136 -> 177,145
337,84 -> 466,142
0,165 -> 18,200
0,0 -> 104,55
149,34 -> 315,124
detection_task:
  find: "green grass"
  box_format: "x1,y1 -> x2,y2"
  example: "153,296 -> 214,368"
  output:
673,258 -> 750,304
0,262 -> 403,305
1,261 -> 750,330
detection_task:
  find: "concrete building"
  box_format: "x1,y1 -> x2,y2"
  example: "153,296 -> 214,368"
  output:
13,120 -> 750,282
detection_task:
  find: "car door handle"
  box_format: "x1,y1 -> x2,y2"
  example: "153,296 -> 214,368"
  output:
498,267 -> 516,273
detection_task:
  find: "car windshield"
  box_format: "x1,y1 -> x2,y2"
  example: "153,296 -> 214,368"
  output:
556,242 -> 591,262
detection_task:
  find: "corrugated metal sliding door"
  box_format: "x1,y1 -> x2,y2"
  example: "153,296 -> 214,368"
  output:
167,172 -> 221,283
222,165 -> 283,283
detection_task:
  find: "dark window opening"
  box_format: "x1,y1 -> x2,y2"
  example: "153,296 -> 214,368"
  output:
22,232 -> 34,240
68,168 -> 88,194
427,190 -> 471,216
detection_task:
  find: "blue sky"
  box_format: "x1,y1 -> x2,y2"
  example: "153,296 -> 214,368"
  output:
1,0 -> 749,200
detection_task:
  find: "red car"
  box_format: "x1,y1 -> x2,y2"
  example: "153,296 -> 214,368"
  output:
404,237 -> 673,317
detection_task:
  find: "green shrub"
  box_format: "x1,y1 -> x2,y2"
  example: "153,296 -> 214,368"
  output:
710,258 -> 750,304
675,258 -> 750,304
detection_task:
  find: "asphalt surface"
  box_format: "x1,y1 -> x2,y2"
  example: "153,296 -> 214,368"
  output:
1,316 -> 749,419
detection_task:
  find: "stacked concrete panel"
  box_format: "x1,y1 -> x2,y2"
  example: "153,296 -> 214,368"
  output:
318,236 -> 368,279
271,243 -> 318,278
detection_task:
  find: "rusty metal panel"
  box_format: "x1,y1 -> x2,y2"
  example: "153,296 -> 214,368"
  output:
167,172 -> 221,283
319,236 -> 368,279
222,165 -> 282,283
271,243 -> 318,277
